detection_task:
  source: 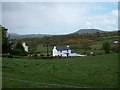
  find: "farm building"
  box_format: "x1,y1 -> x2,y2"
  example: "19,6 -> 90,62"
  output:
22,43 -> 29,52
112,40 -> 120,44
52,45 -> 86,57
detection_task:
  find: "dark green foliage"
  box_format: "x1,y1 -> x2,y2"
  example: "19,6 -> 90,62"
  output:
1,25 -> 14,54
7,54 -> 13,58
40,54 -> 44,57
15,41 -> 24,52
13,41 -> 27,56
32,54 -> 37,59
111,44 -> 120,53
12,49 -> 23,56
2,54 -> 13,58
103,42 -> 111,53
2,26 -> 9,53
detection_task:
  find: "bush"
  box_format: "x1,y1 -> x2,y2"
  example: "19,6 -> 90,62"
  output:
32,54 -> 38,59
12,49 -> 28,56
40,54 -> 44,57
7,54 -> 13,58
103,42 -> 111,54
22,52 -> 28,56
2,54 -> 13,58
111,44 -> 120,53
2,54 -> 9,57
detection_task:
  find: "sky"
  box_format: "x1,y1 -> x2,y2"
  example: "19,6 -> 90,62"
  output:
1,1 -> 119,35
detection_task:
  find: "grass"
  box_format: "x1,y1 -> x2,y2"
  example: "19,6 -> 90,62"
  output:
34,43 -> 105,55
35,44 -> 53,54
2,53 -> 118,88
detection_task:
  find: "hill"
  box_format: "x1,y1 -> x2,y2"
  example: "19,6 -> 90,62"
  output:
9,33 -> 51,39
73,29 -> 106,34
9,33 -> 21,39
9,29 -> 116,39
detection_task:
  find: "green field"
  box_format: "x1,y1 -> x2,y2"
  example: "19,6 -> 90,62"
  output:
2,53 -> 118,88
35,43 -> 106,56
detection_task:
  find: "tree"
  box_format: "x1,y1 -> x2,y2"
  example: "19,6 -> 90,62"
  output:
43,36 -> 50,56
103,42 -> 111,53
16,41 -> 24,51
0,26 -> 2,53
96,32 -> 100,37
1,25 -> 14,54
13,41 -> 27,56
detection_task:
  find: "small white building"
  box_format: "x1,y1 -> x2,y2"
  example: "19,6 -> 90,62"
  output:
52,45 -> 77,57
112,40 -> 120,44
22,43 -> 29,52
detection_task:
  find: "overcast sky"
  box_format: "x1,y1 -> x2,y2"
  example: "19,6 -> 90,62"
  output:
2,2 -> 118,35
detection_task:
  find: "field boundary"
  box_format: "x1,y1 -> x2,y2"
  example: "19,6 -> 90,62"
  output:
2,77 -> 86,88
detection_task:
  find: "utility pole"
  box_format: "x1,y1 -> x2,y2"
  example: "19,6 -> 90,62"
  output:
46,37 -> 49,57
47,43 -> 48,56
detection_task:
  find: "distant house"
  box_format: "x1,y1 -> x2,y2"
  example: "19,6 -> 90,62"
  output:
22,43 -> 29,52
52,45 -> 87,57
112,40 -> 120,44
52,45 -> 76,57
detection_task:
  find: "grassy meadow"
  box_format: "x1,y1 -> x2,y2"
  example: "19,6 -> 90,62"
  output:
2,53 -> 118,88
35,43 -> 105,56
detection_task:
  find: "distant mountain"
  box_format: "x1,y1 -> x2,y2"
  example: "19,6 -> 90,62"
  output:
9,29 -> 110,39
9,33 -> 51,39
9,33 -> 21,39
73,29 -> 106,34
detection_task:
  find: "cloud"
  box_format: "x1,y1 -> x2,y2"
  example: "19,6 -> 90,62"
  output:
2,2 -> 89,34
111,10 -> 118,16
2,0 -> 120,2
0,2 -> 2,25
83,10 -> 118,31
2,2 -> 118,34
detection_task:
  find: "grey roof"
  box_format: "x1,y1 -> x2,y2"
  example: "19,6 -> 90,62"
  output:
56,46 -> 70,51
71,50 -> 76,53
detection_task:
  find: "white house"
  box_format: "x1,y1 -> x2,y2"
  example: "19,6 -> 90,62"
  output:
112,40 -> 120,44
52,45 -> 76,57
22,43 -> 29,52
52,45 -> 87,57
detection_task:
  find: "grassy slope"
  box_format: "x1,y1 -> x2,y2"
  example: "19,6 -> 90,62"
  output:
35,44 -> 53,56
2,53 -> 118,88
35,44 -> 104,55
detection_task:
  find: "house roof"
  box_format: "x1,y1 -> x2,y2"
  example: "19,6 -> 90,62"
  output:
56,46 -> 70,51
71,50 -> 76,53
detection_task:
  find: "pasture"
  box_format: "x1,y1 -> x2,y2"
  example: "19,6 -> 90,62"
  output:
2,53 -> 118,88
34,43 -> 105,56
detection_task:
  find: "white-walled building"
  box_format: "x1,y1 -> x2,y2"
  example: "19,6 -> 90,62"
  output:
52,45 -> 87,57
112,40 -> 120,44
52,45 -> 77,57
22,43 -> 29,52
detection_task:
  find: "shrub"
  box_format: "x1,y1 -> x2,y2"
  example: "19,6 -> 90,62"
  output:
40,54 -> 44,57
33,54 -> 38,59
7,54 -> 13,58
2,54 -> 13,58
103,42 -> 111,54
111,44 -> 120,53
12,49 -> 27,56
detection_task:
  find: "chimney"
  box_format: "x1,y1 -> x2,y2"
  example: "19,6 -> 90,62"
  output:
67,45 -> 69,48
54,46 -> 56,49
